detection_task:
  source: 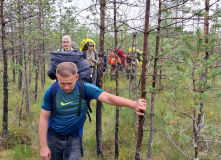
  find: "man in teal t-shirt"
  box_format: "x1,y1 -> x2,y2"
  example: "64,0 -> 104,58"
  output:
39,62 -> 147,160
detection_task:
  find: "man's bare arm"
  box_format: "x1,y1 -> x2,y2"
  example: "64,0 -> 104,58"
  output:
39,109 -> 51,160
98,92 -> 147,116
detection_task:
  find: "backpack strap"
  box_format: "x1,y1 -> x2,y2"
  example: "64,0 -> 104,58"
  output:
83,50 -> 87,59
78,79 -> 85,116
94,50 -> 98,60
77,79 -> 92,122
51,81 -> 58,116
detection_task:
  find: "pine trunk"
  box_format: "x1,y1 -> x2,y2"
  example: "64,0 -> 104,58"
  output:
17,1 -> 23,90
147,0 -> 161,158
113,1 -> 119,159
135,0 -> 150,159
133,33 -> 138,123
96,0 -> 106,158
1,0 -> 9,138
10,19 -> 15,83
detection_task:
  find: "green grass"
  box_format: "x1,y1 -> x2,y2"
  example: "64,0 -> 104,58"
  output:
1,68 -> 221,159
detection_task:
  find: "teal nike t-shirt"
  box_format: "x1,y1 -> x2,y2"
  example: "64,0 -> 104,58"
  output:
41,81 -> 103,135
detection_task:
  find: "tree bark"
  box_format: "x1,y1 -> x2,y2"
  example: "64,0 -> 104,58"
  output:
135,0 -> 150,159
1,0 -> 9,138
113,1 -> 119,159
96,0 -> 106,158
147,0 -> 161,158
17,1 -> 23,90
34,51 -> 39,101
23,5 -> 30,118
195,0 -> 210,158
28,47 -> 32,85
38,1 -> 45,89
133,33 -> 138,123
10,16 -> 15,83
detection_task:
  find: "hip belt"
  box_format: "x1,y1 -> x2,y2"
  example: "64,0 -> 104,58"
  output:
48,127 -> 79,141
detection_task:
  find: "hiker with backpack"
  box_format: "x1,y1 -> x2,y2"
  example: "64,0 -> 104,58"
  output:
47,36 -> 91,81
59,35 -> 74,51
83,42 -> 99,85
108,49 -> 121,79
116,49 -> 126,71
39,62 -> 147,160
126,52 -> 139,79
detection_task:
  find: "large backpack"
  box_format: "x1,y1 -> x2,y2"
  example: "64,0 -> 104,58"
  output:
47,50 -> 91,83
117,49 -> 125,71
50,79 -> 92,122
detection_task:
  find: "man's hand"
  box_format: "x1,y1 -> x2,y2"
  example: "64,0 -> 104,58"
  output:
40,147 -> 51,160
90,58 -> 96,62
134,99 -> 147,116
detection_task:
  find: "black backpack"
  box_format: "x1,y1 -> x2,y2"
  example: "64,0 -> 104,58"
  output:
50,79 -> 92,122
47,50 -> 91,83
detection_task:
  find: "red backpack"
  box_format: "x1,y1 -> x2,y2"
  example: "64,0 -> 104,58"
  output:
117,49 -> 125,71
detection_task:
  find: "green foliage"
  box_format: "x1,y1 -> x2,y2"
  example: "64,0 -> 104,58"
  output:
166,126 -> 174,133
11,63 -> 24,73
208,124 -> 215,136
164,112 -> 173,121
180,134 -> 190,144
202,124 -> 215,136
174,26 -> 184,32
13,145 -> 35,160
0,125 -> 32,149
215,91 -> 221,98
193,10 -> 207,17
146,85 -> 154,93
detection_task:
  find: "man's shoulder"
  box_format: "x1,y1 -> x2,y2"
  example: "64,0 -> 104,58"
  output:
78,81 -> 98,90
42,85 -> 54,101
45,81 -> 61,96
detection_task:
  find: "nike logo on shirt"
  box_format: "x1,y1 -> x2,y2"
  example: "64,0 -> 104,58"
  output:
61,101 -> 73,106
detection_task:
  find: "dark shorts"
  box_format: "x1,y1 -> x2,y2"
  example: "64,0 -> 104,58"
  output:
47,135 -> 83,160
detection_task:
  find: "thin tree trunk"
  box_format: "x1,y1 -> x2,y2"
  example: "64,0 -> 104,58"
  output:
147,0 -> 161,158
38,1 -> 44,89
23,13 -> 30,118
159,64 -> 162,89
195,0 -> 210,158
113,1 -> 119,159
19,90 -> 25,126
1,0 -> 9,138
135,0 -> 150,159
35,60 -> 39,100
59,0 -> 63,48
129,35 -> 135,101
18,1 -> 23,90
96,0 -> 106,158
10,18 -> 15,83
29,47 -> 32,85
34,51 -> 39,101
193,106 -> 198,159
42,36 -> 46,86
133,33 -> 138,123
